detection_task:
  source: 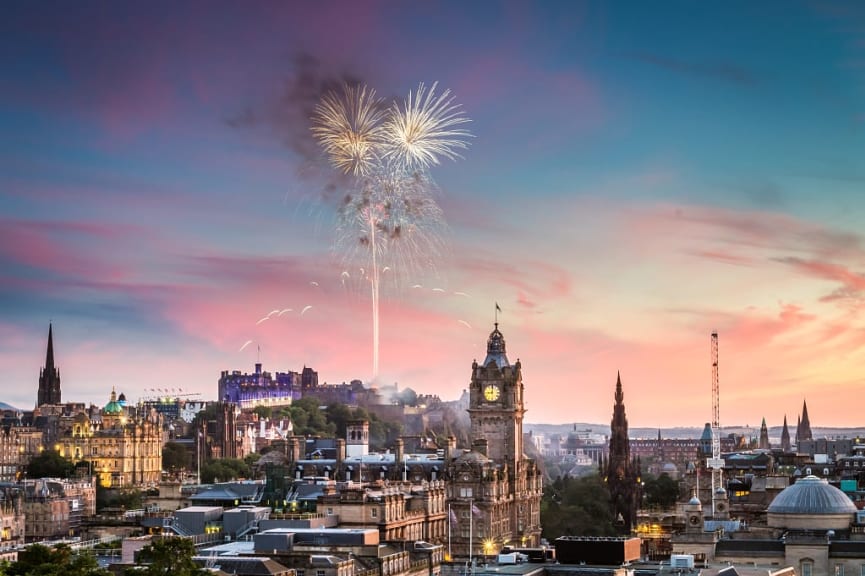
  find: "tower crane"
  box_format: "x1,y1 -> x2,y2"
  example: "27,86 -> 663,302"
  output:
708,331 -> 724,517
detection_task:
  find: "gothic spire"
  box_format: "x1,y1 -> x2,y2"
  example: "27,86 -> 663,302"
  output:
781,414 -> 791,452
799,399 -> 812,442
45,323 -> 55,371
37,323 -> 62,406
759,417 -> 770,450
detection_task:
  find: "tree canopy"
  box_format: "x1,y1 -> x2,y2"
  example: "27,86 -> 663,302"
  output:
162,441 -> 190,474
7,543 -> 108,576
25,450 -> 75,480
134,537 -> 208,576
541,474 -> 616,539
200,458 -> 250,484
642,473 -> 681,509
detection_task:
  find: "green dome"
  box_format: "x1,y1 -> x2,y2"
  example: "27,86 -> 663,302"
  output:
104,388 -> 124,415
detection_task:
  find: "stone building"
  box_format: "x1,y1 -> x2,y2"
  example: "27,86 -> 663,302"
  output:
0,423 -> 42,482
23,477 -> 95,542
0,484 -> 25,558
53,389 -> 164,488
447,321 -> 544,558
672,475 -> 865,576
604,372 -> 641,535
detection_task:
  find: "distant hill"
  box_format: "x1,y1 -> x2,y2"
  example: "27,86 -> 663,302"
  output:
526,422 -> 865,441
0,402 -> 20,412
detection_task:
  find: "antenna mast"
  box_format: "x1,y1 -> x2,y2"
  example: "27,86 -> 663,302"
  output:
708,331 -> 724,517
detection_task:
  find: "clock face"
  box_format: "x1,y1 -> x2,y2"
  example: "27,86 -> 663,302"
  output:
483,385 -> 501,401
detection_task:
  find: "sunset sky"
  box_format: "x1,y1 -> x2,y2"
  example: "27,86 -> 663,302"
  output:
1,1 -> 864,429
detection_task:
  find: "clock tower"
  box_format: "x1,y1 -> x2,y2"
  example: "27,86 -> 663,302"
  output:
468,322 -> 524,468
448,319 -> 543,558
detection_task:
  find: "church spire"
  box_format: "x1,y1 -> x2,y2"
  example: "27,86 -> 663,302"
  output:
799,399 -> 813,443
45,323 -> 55,371
781,414 -> 791,452
37,323 -> 62,406
758,417 -> 770,450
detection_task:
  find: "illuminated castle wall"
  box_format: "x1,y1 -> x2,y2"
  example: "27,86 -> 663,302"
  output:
218,363 -> 317,409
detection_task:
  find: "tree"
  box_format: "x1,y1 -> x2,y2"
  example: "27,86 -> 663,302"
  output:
26,450 -> 74,479
200,458 -> 251,484
162,441 -> 190,475
9,543 -> 108,576
643,473 -> 680,509
541,474 -> 616,539
252,405 -> 272,420
134,537 -> 208,576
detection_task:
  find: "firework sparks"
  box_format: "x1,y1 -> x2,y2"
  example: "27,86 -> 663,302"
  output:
311,80 -> 471,380
239,340 -> 253,352
277,308 -> 293,317
458,320 -> 472,329
301,305 -> 313,316
382,81 -> 472,172
310,83 -> 387,176
256,316 -> 270,325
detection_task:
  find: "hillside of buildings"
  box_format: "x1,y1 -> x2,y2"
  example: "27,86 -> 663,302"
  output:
528,423 -> 865,440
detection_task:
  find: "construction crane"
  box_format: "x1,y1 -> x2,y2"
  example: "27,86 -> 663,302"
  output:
708,331 -> 724,517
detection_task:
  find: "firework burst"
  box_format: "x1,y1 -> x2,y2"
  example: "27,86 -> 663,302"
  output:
382,81 -> 472,173
310,83 -> 387,176
311,80 -> 470,380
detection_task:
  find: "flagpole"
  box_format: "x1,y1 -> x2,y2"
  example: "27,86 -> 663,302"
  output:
469,497 -> 473,570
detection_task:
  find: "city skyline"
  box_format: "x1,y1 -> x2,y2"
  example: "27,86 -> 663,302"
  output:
1,2 -> 864,427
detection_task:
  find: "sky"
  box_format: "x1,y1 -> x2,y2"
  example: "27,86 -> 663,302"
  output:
1,1 -> 864,429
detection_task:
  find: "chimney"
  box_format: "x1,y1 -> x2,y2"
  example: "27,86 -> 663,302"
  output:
395,438 -> 404,481
472,438 -> 488,457
445,436 -> 457,463
288,436 -> 301,463
336,439 -> 346,464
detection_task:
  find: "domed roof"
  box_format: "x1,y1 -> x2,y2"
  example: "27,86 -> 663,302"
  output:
768,475 -> 856,515
483,323 -> 510,368
662,462 -> 677,473
103,388 -> 123,415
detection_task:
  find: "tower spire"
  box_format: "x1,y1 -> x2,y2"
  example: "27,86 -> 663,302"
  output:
799,399 -> 813,442
45,323 -> 55,371
37,323 -> 62,406
781,414 -> 791,452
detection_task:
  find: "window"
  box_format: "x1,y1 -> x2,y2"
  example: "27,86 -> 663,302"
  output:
460,487 -> 473,498
371,509 -> 377,518
859,565 -> 865,576
297,571 -> 304,576
316,571 -> 325,576
836,565 -> 845,576
327,507 -> 334,515
802,562 -> 812,576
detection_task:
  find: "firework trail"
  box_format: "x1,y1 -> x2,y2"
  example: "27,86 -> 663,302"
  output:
311,81 -> 471,380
